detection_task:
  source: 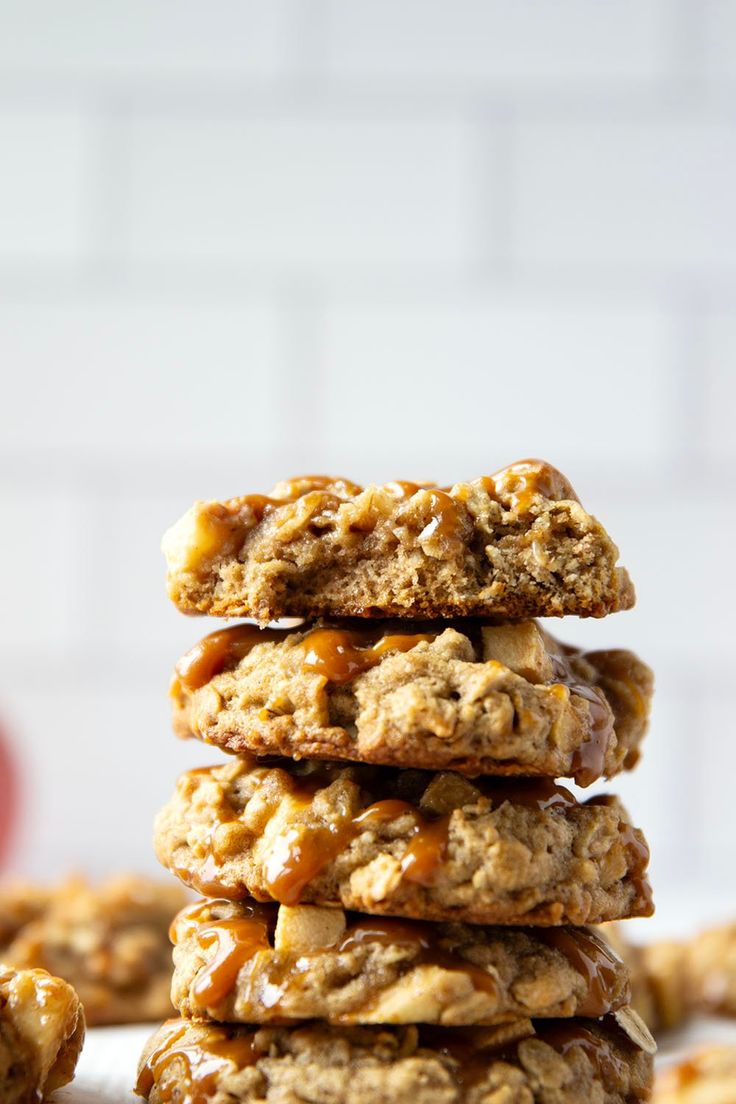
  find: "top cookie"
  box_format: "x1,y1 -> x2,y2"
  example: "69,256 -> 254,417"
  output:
162,461 -> 634,622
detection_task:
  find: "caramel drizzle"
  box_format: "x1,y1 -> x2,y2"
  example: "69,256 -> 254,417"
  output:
174,622 -> 626,790
175,906 -> 502,1012
136,1020 -> 261,1103
426,1017 -> 628,1091
195,462 -> 576,563
300,627 -> 438,685
535,927 -> 628,1016
179,766 -> 580,905
174,623 -> 440,693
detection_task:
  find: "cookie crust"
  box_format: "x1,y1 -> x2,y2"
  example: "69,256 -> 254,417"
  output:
0,966 -> 85,1104
170,897 -> 630,1026
136,1016 -> 654,1104
162,462 -> 634,623
172,620 -> 651,787
154,758 -> 653,926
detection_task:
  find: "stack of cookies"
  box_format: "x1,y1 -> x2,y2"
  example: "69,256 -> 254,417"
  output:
138,460 -> 657,1104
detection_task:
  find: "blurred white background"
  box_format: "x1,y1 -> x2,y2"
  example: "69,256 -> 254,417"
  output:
0,1 -> 734,931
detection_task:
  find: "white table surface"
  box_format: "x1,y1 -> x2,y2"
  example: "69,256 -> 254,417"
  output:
52,1017 -> 736,1102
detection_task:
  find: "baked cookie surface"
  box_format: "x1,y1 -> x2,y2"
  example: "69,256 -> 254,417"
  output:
136,1014 -> 654,1104
172,620 -> 652,787
2,875 -> 187,1026
155,758 -> 653,926
0,966 -> 84,1104
162,462 -> 634,623
170,897 -> 630,1026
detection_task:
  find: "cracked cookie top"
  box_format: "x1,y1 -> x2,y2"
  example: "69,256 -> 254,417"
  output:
162,461 -> 634,622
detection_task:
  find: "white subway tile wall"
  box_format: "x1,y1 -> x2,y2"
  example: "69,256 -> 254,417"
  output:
0,2 -> 733,919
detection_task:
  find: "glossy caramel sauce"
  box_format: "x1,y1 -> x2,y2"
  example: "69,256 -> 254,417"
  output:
565,683 -> 614,787
300,627 -> 438,685
425,1017 -> 629,1090
173,621 -> 639,789
619,821 -> 654,914
264,821 -> 354,906
480,459 -> 578,513
535,1021 -> 630,1086
353,800 -> 451,887
192,917 -> 271,1005
179,766 -> 584,904
339,916 -> 498,997
136,1020 -> 261,1103
174,904 -> 502,1011
175,625 -> 286,692
380,482 -> 464,544
230,476 -> 362,525
535,928 -> 627,1016
174,623 -> 440,693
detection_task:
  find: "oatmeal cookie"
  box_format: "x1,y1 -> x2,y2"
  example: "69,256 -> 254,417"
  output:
687,922 -> 736,1017
136,1014 -> 654,1104
170,896 -> 630,1026
654,1045 -> 736,1103
0,884 -> 53,953
155,758 -> 653,926
162,462 -> 634,622
172,620 -> 651,786
0,966 -> 84,1104
3,875 -> 187,1026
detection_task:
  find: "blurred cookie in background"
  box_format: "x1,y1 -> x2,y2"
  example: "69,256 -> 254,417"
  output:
602,920 -> 736,1036
0,874 -> 187,1025
654,1045 -> 736,1103
600,924 -> 691,1034
687,923 -> 736,1018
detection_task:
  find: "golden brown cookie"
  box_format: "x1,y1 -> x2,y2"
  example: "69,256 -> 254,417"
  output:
155,758 -> 653,926
0,883 -> 53,953
0,966 -> 85,1104
654,1045 -> 736,1103
687,922 -> 736,1017
162,462 -> 634,622
136,1014 -> 654,1104
170,897 -> 630,1026
172,620 -> 651,787
2,875 -> 187,1026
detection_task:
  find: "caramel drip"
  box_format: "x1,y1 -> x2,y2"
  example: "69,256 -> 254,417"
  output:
535,928 -> 627,1016
171,899 -> 276,945
264,820 -> 354,906
192,918 -> 271,1005
339,917 -> 497,997
177,908 -> 500,1012
619,821 -> 654,914
475,777 -> 577,811
479,460 -> 578,512
180,766 -> 581,906
425,1019 -> 626,1091
566,683 -> 614,788
176,625 -> 286,692
353,800 -> 450,887
136,1021 -> 261,1103
173,858 -> 250,902
534,1022 -> 630,1086
300,627 -> 438,685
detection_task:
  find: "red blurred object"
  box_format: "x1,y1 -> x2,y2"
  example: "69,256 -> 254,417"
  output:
0,727 -> 18,869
